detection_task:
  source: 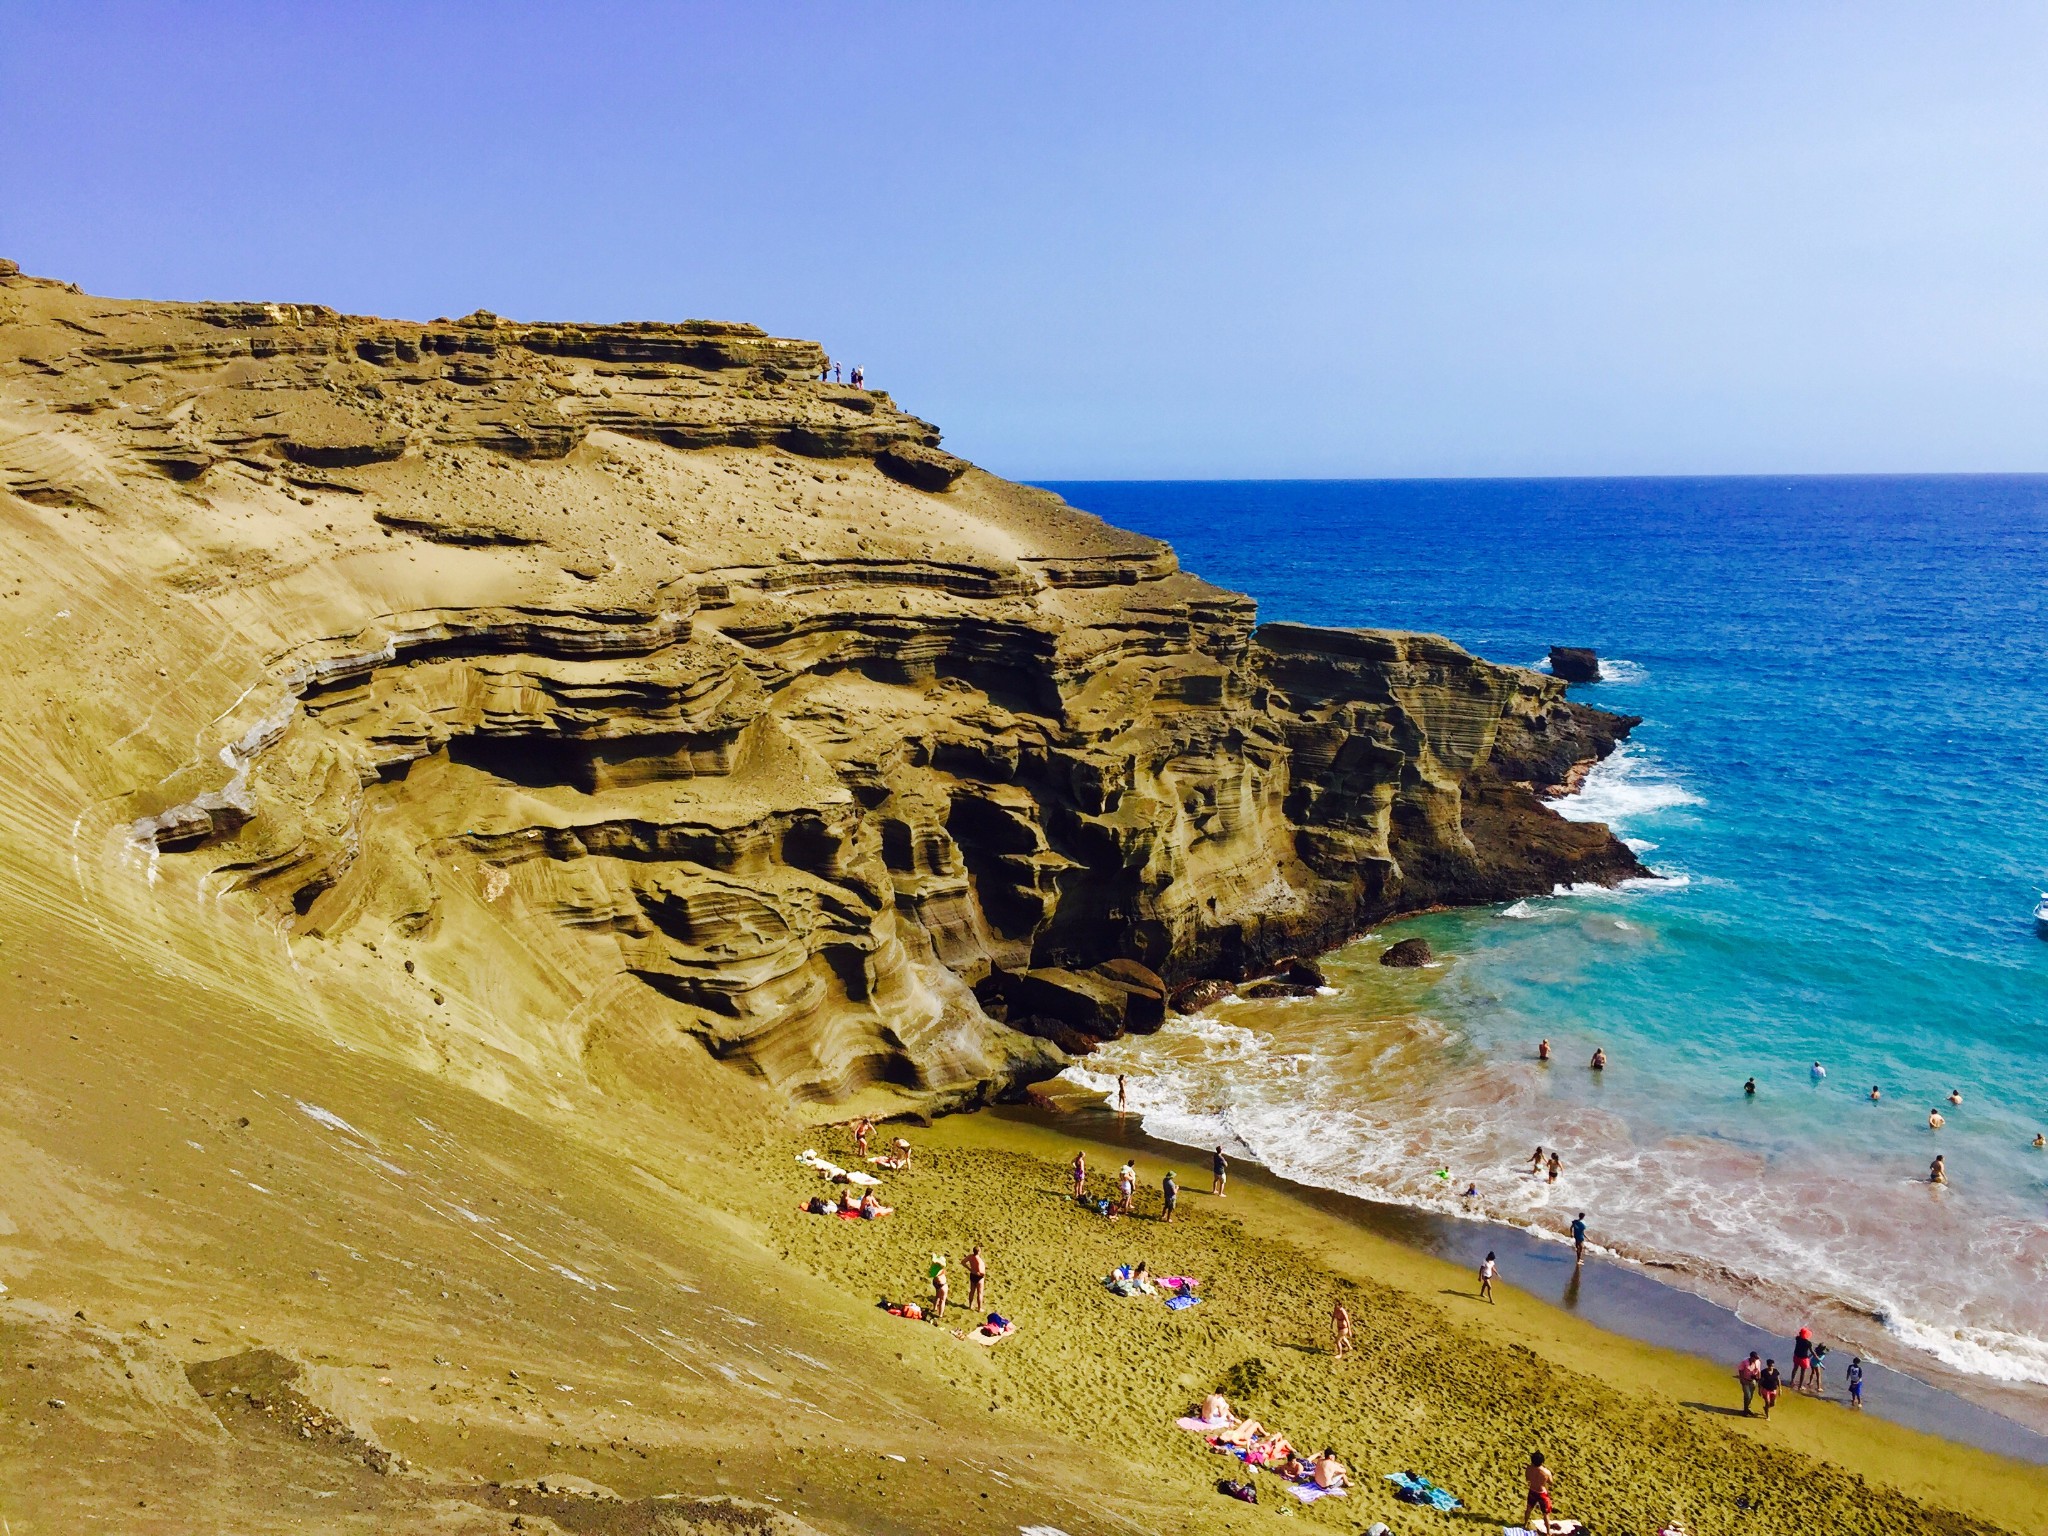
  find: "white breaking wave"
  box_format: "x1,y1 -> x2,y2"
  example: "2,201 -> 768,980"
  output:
1554,744 -> 1702,831
1529,656 -> 1647,685
1065,1010 -> 2048,1391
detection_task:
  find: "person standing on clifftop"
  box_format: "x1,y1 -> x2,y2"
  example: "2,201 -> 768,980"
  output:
832,362 -> 841,383
851,365 -> 864,388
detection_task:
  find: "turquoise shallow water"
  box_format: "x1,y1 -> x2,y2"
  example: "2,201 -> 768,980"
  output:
1039,476 -> 2048,1390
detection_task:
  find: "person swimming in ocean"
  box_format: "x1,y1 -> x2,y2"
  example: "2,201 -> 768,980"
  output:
1929,1108 -> 1946,1129
2033,1133 -> 2045,1149
1948,1087 -> 1963,1106
1811,1061 -> 1827,1082
1743,1076 -> 1757,1096
1869,1085 -> 1881,1101
1529,1145 -> 1545,1174
1546,1151 -> 1562,1183
1538,1038 -> 1551,1062
1590,1048 -> 1607,1071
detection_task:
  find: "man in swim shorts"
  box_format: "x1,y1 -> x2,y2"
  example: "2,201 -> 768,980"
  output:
1523,1453 -> 1554,1526
965,1245 -> 987,1311
1571,1212 -> 1587,1265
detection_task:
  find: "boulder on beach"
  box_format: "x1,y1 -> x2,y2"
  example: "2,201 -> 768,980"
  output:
1169,978 -> 1236,1014
1242,980 -> 1317,1000
1379,937 -> 1432,968
1548,645 -> 1602,683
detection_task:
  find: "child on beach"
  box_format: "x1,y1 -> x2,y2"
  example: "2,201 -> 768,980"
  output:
1847,1356 -> 1864,1409
1479,1251 -> 1498,1303
1759,1359 -> 1782,1417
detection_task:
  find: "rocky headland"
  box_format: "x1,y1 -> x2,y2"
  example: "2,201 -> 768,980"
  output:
0,261 -> 1640,1115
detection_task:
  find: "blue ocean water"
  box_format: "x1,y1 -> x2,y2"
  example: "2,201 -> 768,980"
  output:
1041,476 -> 2048,1389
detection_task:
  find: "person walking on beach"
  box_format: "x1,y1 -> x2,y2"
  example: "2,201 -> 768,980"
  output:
1161,1169 -> 1179,1222
1071,1150 -> 1087,1201
1571,1212 -> 1587,1265
965,1245 -> 987,1312
1759,1358 -> 1782,1418
1808,1341 -> 1829,1395
1212,1145 -> 1228,1197
1847,1355 -> 1864,1409
1479,1250 -> 1498,1303
1736,1350 -> 1762,1415
1331,1299 -> 1352,1358
1546,1151 -> 1562,1184
1523,1453 -> 1554,1528
928,1254 -> 948,1320
1789,1328 -> 1814,1391
853,1116 -> 873,1158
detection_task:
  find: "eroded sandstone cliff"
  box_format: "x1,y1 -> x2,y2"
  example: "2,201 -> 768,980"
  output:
0,261 -> 1640,1113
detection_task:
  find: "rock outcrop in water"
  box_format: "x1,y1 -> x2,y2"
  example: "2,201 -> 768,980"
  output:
0,264 -> 1642,1113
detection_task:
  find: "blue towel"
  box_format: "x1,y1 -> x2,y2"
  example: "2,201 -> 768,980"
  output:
1165,1293 -> 1202,1311
1383,1472 -> 1462,1511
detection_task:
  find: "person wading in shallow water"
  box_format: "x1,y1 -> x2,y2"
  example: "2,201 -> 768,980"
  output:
1571,1212 -> 1588,1265
1537,1038 -> 1551,1062
1117,1074 -> 1128,1113
1546,1151 -> 1562,1184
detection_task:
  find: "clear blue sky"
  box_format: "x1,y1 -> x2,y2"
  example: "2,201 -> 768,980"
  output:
4,3 -> 2044,478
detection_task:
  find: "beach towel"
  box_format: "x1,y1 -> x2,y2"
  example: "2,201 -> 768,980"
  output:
967,1322 -> 1015,1345
837,1170 -> 884,1186
834,1206 -> 892,1220
1164,1293 -> 1201,1311
1289,1481 -> 1344,1504
1157,1275 -> 1199,1290
1385,1472 -> 1463,1512
1176,1415 -> 1230,1434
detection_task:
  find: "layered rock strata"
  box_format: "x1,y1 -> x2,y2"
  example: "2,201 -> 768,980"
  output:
0,265 -> 1642,1112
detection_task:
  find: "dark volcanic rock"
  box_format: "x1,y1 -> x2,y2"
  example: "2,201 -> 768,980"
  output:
1379,937 -> 1432,968
1548,646 -> 1601,683
1270,956 -> 1326,989
1170,978 -> 1236,1015
1242,980 -> 1318,1000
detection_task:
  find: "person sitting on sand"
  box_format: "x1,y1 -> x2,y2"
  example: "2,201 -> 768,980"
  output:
1930,1154 -> 1947,1185
1273,1448 -> 1308,1479
1929,1108 -> 1946,1129
1199,1391 -> 1233,1425
1311,1448 -> 1348,1490
858,1191 -> 882,1218
1331,1299 -> 1352,1358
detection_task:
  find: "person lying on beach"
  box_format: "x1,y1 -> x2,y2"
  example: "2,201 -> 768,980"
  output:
1311,1448 -> 1348,1490
869,1154 -> 911,1171
1215,1418 -> 1267,1448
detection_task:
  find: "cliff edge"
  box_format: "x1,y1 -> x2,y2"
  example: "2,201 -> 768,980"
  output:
0,263 -> 1641,1115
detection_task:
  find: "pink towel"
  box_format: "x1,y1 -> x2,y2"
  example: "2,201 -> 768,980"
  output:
1176,1415 -> 1228,1433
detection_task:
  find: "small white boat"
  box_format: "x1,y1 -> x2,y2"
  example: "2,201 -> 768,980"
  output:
2035,893 -> 2048,935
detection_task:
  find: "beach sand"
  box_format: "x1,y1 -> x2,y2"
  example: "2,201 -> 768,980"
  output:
768,1105 -> 2048,1536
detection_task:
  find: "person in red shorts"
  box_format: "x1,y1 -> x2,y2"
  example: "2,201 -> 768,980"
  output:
1524,1452 -> 1554,1527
